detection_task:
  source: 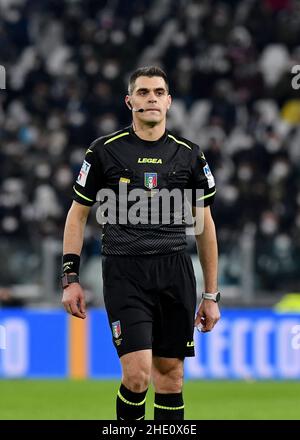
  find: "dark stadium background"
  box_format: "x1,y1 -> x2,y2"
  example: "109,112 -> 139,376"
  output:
0,0 -> 300,420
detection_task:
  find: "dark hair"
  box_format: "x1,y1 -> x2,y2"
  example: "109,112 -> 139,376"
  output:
128,66 -> 169,94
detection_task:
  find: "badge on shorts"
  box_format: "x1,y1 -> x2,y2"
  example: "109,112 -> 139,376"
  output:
112,320 -> 121,338
144,172 -> 157,189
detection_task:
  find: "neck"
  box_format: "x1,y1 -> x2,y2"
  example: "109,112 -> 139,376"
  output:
132,118 -> 166,141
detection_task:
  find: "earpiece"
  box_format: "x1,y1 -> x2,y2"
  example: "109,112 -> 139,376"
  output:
127,101 -> 145,113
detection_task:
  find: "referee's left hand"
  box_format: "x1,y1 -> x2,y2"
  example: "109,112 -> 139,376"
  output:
62,283 -> 86,319
195,300 -> 220,333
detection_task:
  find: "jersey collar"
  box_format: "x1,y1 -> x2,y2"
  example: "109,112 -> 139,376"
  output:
128,125 -> 168,146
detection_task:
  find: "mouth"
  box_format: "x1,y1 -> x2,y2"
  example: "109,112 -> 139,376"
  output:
145,108 -> 160,112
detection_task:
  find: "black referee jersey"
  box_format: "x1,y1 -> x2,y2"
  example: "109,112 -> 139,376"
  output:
72,126 -> 216,256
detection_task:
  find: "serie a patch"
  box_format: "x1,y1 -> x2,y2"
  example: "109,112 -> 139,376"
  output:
203,164 -> 215,189
76,160 -> 91,187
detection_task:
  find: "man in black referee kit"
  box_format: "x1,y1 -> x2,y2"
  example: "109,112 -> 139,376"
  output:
61,66 -> 220,420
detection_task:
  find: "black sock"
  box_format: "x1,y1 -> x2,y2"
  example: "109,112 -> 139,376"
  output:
116,383 -> 147,420
154,392 -> 184,420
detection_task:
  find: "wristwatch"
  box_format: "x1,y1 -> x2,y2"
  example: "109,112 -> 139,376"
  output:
201,291 -> 221,303
61,273 -> 80,289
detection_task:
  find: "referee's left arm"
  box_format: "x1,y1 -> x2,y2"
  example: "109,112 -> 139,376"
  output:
193,206 -> 220,332
193,205 -> 218,293
189,146 -> 220,332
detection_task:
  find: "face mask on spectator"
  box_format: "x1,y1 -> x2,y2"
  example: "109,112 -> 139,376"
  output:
238,165 -> 253,182
260,216 -> 278,235
265,137 -> 281,153
55,168 -> 73,189
274,234 -> 291,257
271,161 -> 289,181
98,115 -> 117,134
35,163 -> 51,179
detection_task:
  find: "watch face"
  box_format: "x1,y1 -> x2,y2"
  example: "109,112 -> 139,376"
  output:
61,273 -> 79,289
61,274 -> 69,289
216,292 -> 221,302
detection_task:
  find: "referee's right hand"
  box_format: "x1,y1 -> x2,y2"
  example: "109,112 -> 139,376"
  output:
62,283 -> 86,319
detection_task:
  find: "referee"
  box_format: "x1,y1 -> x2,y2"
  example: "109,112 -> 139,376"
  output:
61,66 -> 220,420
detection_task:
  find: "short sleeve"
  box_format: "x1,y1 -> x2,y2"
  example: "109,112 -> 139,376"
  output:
190,146 -> 216,207
72,148 -> 102,206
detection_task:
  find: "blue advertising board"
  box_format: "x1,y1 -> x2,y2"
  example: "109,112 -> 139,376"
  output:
0,309 -> 299,379
0,309 -> 68,377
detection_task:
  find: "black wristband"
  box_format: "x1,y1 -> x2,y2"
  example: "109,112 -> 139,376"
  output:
62,254 -> 80,275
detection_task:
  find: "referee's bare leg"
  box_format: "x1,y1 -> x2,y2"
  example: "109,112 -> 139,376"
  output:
117,349 -> 152,420
152,356 -> 184,420
118,350 -> 184,420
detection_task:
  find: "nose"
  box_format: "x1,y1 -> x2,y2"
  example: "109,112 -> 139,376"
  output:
147,91 -> 157,102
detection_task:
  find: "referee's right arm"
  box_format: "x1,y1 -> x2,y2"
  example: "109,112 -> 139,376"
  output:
61,201 -> 91,319
61,144 -> 102,319
63,201 -> 90,257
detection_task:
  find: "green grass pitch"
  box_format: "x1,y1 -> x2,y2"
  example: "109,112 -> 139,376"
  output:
1,380 -> 300,420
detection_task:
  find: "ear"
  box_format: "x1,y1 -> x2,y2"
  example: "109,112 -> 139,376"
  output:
125,95 -> 132,110
167,94 -> 172,110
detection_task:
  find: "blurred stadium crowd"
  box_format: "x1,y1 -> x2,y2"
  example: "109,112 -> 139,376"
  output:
0,0 -> 300,294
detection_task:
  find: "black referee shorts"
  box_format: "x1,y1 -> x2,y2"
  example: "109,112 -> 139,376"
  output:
102,252 -> 197,359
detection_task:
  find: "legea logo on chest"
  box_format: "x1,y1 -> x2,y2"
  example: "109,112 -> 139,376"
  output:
137,158 -> 163,164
